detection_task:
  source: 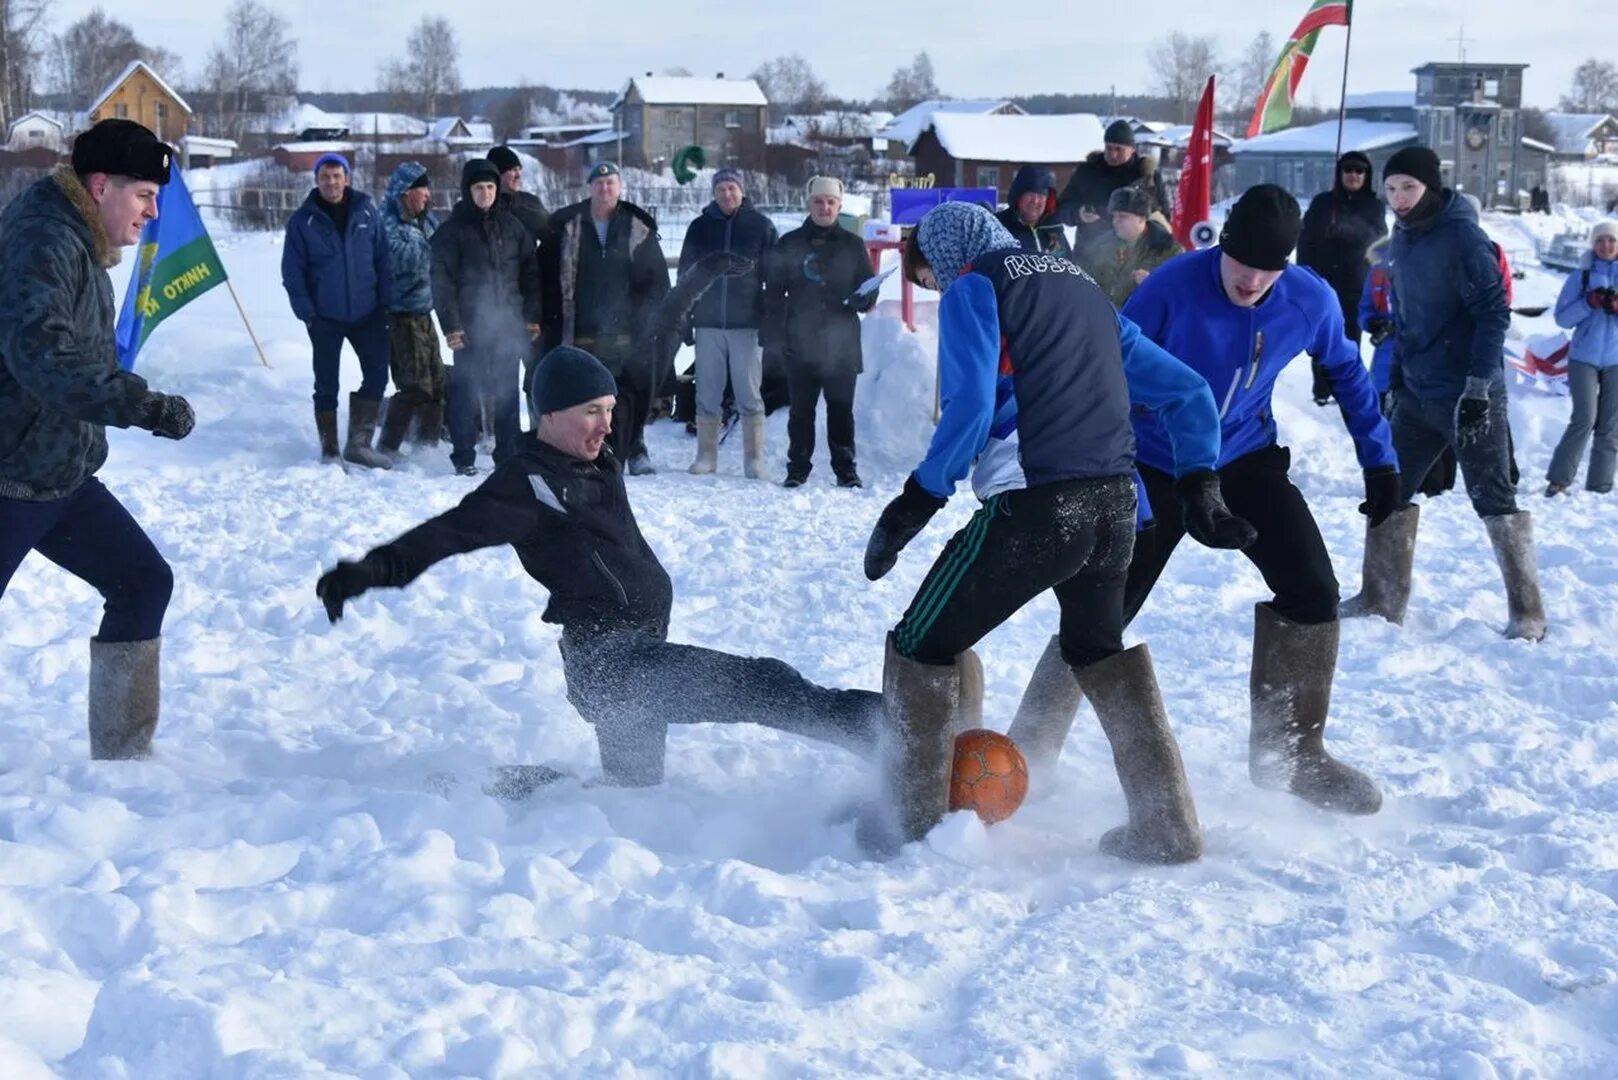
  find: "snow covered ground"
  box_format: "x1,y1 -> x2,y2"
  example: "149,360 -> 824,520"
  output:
2,229 -> 1617,1077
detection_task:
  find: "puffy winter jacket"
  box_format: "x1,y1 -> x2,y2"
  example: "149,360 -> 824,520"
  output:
540,198 -> 670,368
677,198 -> 777,330
1296,183 -> 1387,329
1078,219 -> 1184,307
0,168 -> 155,501
430,194 -> 541,348
281,187 -> 392,324
994,164 -> 1072,258
762,219 -> 870,376
382,163 -> 439,316
1055,151 -> 1169,236
1386,190 -> 1510,402
1123,246 -> 1397,473
1553,251 -> 1618,369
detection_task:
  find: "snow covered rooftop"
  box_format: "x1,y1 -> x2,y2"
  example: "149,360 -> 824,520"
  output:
343,113 -> 428,137
1543,112 -> 1616,155
878,99 -> 1022,148
1233,119 -> 1418,155
1344,91 -> 1415,109
180,135 -> 238,152
89,60 -> 191,117
616,76 -> 767,108
1138,123 -> 1234,148
274,102 -> 346,134
921,113 -> 1106,163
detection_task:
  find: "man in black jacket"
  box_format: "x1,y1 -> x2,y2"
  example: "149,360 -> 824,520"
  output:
763,176 -> 875,488
316,346 -> 881,786
1297,150 -> 1388,405
994,164 -> 1072,258
1055,120 -> 1169,244
541,162 -> 671,474
489,146 -> 551,398
431,159 -> 541,475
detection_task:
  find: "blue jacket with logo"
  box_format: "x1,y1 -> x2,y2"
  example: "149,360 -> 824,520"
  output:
913,248 -> 1221,503
1123,246 -> 1396,474
281,188 -> 393,324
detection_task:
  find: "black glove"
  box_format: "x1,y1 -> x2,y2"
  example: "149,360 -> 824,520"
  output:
1310,359 -> 1333,407
1176,470 -> 1258,550
135,392 -> 195,439
1366,316 -> 1394,347
864,475 -> 947,581
1454,378 -> 1493,449
1359,465 -> 1403,527
1606,290 -> 1618,317
1587,288 -> 1612,310
317,560 -> 376,623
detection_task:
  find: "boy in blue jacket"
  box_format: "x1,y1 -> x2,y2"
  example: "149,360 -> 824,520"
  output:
864,202 -> 1252,862
1011,185 -> 1397,818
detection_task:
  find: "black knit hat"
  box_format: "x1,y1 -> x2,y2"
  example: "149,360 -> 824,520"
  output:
1107,185 -> 1154,218
1219,184 -> 1302,271
1337,150 -> 1372,175
71,119 -> 173,185
529,346 -> 618,416
1384,146 -> 1442,192
1104,119 -> 1136,147
488,145 -> 521,174
460,158 -> 500,199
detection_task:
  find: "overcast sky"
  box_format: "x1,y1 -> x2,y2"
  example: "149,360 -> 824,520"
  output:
61,0 -> 1591,110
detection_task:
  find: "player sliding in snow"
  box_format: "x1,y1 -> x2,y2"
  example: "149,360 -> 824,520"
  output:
864,202 -> 1253,863
1009,185 -> 1398,818
316,260 -> 883,787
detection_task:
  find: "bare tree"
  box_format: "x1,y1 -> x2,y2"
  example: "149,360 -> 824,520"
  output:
0,0 -> 51,129
202,0 -> 296,141
1520,106 -> 1556,149
492,82 -> 535,141
378,15 -> 461,120
1227,30 -> 1275,121
1560,58 -> 1618,113
751,53 -> 828,123
1147,32 -> 1220,123
51,8 -> 181,107
882,52 -> 939,112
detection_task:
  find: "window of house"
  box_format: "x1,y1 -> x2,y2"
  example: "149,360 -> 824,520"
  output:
1418,73 -> 1434,99
1438,111 -> 1454,146
976,166 -> 1000,190
1485,78 -> 1500,98
1500,111 -> 1514,146
1440,159 -> 1455,185
156,102 -> 167,120
724,110 -> 740,129
114,103 -> 128,118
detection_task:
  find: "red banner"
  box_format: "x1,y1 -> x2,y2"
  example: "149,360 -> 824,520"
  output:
1173,76 -> 1216,251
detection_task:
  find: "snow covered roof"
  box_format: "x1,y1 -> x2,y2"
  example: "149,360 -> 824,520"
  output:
274,102 -> 347,134
784,111 -> 893,138
1521,136 -> 1556,154
568,129 -> 630,148
343,113 -> 428,137
273,141 -> 356,153
1138,123 -> 1234,148
920,113 -> 1106,163
8,110 -> 63,133
1232,119 -> 1418,155
1344,91 -> 1415,109
1543,112 -> 1616,155
89,60 -> 191,117
616,76 -> 767,108
878,99 -> 1022,147
181,135 -> 238,152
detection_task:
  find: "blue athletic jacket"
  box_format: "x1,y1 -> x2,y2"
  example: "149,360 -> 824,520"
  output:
913,248 -> 1221,503
1554,251 -> 1618,369
1123,246 -> 1397,473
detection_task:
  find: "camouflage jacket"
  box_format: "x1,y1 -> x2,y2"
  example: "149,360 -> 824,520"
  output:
382,162 -> 439,316
0,168 -> 152,501
1079,220 -> 1184,308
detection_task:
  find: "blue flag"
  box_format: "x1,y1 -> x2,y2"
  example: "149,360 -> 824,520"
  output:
115,163 -> 228,371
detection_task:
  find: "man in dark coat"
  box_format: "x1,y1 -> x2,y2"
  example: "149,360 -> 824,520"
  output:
994,164 -> 1072,258
430,159 -> 541,476
1055,120 -> 1170,244
488,145 -> 549,242
541,162 -> 671,474
1297,150 -> 1388,404
280,152 -> 394,468
316,346 -> 881,787
377,161 -> 444,458
678,166 -> 778,478
762,176 -> 876,488
0,119 -> 196,760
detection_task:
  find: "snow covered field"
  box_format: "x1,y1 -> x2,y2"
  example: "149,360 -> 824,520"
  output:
2,227 -> 1616,1077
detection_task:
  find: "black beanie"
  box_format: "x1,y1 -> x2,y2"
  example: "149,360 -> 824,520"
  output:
71,119 -> 173,185
408,171 -> 430,191
461,158 -> 500,199
1384,146 -> 1443,192
1103,119 -> 1136,147
488,145 -> 521,174
529,346 -> 618,416
1219,184 -> 1302,271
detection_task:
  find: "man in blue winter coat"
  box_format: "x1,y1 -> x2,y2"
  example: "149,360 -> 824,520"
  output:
281,152 -> 394,469
1342,147 -> 1547,642
1010,185 -> 1399,819
865,202 -> 1253,862
994,164 -> 1072,259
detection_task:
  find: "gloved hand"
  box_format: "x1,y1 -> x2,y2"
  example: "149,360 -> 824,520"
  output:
863,475 -> 948,580
317,560 -> 376,623
1454,377 -> 1493,448
1606,290 -> 1618,316
1176,470 -> 1258,550
1359,465 -> 1403,527
1310,359 -> 1334,407
1366,316 -> 1394,347
135,392 -> 195,439
1587,288 -> 1612,310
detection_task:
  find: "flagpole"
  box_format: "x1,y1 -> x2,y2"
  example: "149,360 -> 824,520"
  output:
225,280 -> 272,368
1333,2 -> 1355,163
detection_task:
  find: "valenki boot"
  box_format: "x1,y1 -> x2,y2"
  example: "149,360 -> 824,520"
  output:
1005,635 -> 1087,774
343,393 -> 393,470
88,637 -> 161,760
742,415 -> 767,480
1341,505 -> 1420,625
377,396 -> 418,460
1483,512 -> 1548,641
315,408 -> 341,464
689,418 -> 720,474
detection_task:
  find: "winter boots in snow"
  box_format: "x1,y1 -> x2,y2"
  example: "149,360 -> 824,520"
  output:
377,396 -> 417,461
315,409 -> 341,464
1005,635 -> 1087,776
1342,504 -> 1420,625
343,393 -> 393,470
689,418 -> 720,474
415,400 -> 444,449
88,637 -> 161,760
1249,604 -> 1381,815
742,415 -> 767,480
1484,512 -> 1549,641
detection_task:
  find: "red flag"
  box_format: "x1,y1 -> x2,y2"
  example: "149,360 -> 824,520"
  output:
1173,76 -> 1216,251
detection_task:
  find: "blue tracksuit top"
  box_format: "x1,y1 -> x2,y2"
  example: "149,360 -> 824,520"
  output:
1123,246 -> 1397,473
912,248 -> 1221,503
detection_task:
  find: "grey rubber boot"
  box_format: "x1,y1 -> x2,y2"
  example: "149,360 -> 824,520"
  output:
315,409 -> 341,463
1249,604 -> 1382,814
1341,504 -> 1420,625
343,393 -> 394,470
1005,635 -> 1086,774
88,637 -> 161,760
1483,512 -> 1549,641
1074,644 -> 1203,864
689,418 -> 720,474
595,712 -> 669,787
377,396 -> 417,459
869,634 -> 961,850
742,415 -> 767,480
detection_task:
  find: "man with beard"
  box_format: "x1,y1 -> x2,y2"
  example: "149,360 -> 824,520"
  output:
1297,151 -> 1388,405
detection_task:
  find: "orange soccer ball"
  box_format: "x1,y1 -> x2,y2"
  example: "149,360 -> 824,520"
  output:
949,729 -> 1029,824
